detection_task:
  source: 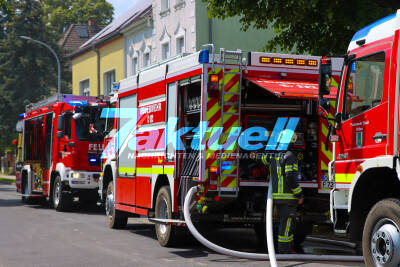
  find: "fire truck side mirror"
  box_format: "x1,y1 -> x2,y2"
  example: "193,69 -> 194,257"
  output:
319,57 -> 332,96
57,115 -> 64,131
57,131 -> 64,139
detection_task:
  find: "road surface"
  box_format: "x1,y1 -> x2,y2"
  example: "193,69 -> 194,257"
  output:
0,182 -> 363,267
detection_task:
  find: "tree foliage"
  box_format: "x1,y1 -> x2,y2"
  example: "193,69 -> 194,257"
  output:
42,0 -> 114,34
0,0 -> 68,151
203,0 -> 394,55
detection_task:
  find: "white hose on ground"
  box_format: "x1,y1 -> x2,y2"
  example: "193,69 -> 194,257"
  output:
183,185 -> 364,263
266,180 -> 278,267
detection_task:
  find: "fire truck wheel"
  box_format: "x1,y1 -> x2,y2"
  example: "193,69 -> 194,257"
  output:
362,198 -> 400,267
155,186 -> 176,247
106,181 -> 127,229
52,176 -> 72,212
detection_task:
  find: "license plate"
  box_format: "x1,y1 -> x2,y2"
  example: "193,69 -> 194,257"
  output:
321,175 -> 335,189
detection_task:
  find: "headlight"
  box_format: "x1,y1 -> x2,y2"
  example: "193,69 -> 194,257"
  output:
72,172 -> 80,179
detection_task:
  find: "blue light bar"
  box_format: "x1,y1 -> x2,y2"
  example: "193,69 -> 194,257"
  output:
18,113 -> 25,120
67,101 -> 88,107
198,49 -> 209,64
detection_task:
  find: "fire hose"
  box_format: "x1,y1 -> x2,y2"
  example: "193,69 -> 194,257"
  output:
183,185 -> 364,265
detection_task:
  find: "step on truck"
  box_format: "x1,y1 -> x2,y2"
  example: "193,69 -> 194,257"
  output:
99,47 -> 344,246
15,94 -> 108,211
319,9 -> 400,266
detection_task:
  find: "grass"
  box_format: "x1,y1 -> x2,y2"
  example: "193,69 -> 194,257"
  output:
0,177 -> 15,183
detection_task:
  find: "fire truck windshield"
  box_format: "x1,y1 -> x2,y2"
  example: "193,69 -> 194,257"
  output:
74,109 -> 106,141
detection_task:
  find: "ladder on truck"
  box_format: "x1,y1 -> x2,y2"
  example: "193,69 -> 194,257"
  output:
217,48 -> 243,197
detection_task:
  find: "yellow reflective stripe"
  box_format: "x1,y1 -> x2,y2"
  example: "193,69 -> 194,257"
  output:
278,235 -> 294,242
285,218 -> 291,237
261,154 -> 269,165
335,173 -> 355,183
118,167 -> 135,173
164,168 -> 174,175
291,186 -> 302,194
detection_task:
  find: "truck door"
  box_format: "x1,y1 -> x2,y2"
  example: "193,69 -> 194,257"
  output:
335,49 -> 388,187
116,93 -> 137,205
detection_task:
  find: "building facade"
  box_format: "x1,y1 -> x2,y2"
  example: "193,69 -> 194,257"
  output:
71,0 -> 275,96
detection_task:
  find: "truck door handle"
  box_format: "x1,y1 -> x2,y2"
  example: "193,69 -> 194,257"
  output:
372,133 -> 387,141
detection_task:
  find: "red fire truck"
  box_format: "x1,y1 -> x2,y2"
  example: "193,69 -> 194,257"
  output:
319,10 -> 400,266
99,48 -> 344,246
15,94 -> 107,211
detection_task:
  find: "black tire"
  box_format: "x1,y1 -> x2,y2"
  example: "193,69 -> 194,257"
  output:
106,181 -> 127,229
155,185 -> 176,247
362,198 -> 400,266
52,176 -> 72,212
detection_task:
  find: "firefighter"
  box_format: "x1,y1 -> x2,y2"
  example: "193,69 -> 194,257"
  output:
261,133 -> 304,254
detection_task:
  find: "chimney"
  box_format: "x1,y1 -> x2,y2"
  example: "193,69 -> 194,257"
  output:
88,20 -> 95,26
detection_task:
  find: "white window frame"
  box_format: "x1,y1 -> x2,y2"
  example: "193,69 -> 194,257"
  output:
132,56 -> 138,76
79,78 -> 90,96
161,41 -> 170,60
176,36 -> 185,55
103,69 -> 116,96
160,0 -> 169,12
143,46 -> 151,68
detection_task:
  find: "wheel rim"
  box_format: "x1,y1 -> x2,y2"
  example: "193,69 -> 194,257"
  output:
157,198 -> 168,235
105,187 -> 114,219
54,180 -> 60,207
371,218 -> 400,267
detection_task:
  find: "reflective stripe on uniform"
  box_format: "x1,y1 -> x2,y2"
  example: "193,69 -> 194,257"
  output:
291,186 -> 302,195
272,193 -> 297,199
285,164 -> 298,172
261,154 -> 269,166
278,235 -> 294,242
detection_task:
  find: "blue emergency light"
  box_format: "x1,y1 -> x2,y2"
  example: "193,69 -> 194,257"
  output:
352,61 -> 357,72
67,101 -> 88,107
88,156 -> 100,166
199,49 -> 210,64
18,113 -> 25,120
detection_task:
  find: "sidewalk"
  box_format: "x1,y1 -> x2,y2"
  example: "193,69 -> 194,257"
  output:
0,174 -> 16,183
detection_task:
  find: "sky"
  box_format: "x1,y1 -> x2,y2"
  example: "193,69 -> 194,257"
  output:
107,0 -> 140,20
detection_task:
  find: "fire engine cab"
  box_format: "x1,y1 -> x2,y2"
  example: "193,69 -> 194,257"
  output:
99,47 -> 342,246
319,10 -> 400,266
15,94 -> 107,211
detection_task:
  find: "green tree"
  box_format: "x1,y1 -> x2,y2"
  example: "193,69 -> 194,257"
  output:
203,0 -> 394,55
0,0 -> 65,152
43,0 -> 114,34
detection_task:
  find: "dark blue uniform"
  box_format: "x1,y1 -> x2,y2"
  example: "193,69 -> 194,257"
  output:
261,151 -> 303,253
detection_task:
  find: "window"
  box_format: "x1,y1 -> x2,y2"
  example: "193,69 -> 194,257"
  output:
64,114 -> 72,140
161,0 -> 169,11
166,83 -> 177,161
118,94 -> 137,176
176,36 -> 184,54
103,70 -> 116,96
79,79 -> 90,96
161,42 -> 170,60
132,57 -> 138,75
343,52 -> 385,120
143,52 -> 150,67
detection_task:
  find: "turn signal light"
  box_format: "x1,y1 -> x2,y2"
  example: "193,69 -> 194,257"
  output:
210,166 -> 218,173
210,74 -> 219,83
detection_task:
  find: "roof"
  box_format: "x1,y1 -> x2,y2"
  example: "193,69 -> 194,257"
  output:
69,0 -> 152,59
58,24 -> 104,55
348,12 -> 398,52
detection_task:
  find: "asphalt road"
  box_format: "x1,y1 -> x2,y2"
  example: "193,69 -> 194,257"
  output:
0,182 -> 364,267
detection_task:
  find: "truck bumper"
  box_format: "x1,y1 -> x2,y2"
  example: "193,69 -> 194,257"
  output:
68,171 -> 100,189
